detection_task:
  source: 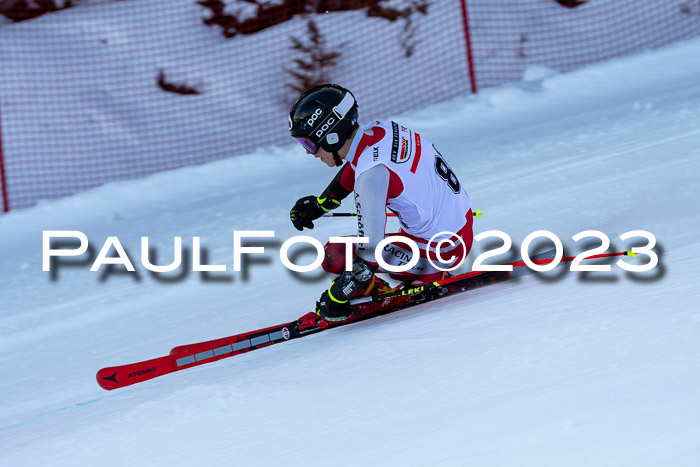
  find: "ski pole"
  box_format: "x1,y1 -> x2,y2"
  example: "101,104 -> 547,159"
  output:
323,209 -> 483,218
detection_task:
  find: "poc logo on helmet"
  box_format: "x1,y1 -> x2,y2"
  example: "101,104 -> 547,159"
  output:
315,117 -> 336,138
307,109 -> 323,127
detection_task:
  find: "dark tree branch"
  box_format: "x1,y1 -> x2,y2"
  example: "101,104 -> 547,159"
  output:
1,0 -> 73,22
157,70 -> 200,95
554,0 -> 586,8
286,18 -> 343,94
199,0 -> 429,43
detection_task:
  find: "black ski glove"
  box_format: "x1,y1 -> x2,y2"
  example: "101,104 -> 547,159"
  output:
289,195 -> 341,231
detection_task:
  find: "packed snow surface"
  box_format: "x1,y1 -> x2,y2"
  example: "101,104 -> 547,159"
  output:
2,20 -> 700,467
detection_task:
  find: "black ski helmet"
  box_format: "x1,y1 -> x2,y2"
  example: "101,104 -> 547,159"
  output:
289,84 -> 359,162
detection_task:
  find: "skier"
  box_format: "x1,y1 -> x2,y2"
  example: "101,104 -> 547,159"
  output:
288,84 -> 474,322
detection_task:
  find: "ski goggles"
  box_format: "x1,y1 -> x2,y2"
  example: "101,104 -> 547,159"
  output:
295,136 -> 320,155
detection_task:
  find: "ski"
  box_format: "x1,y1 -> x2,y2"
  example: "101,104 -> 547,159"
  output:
96,321 -> 307,390
95,269 -> 503,391
96,250 -> 631,390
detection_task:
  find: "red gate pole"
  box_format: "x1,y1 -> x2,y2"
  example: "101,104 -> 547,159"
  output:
459,0 -> 478,94
0,102 -> 8,213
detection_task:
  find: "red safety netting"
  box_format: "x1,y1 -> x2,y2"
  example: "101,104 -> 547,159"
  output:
0,0 -> 698,212
466,0 -> 700,88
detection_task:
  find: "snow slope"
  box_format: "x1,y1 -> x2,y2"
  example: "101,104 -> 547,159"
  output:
2,32 -> 700,467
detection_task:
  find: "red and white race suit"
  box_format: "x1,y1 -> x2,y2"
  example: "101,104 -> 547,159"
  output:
329,120 -> 474,282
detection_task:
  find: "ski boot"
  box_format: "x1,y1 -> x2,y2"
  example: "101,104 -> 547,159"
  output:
316,275 -> 395,323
